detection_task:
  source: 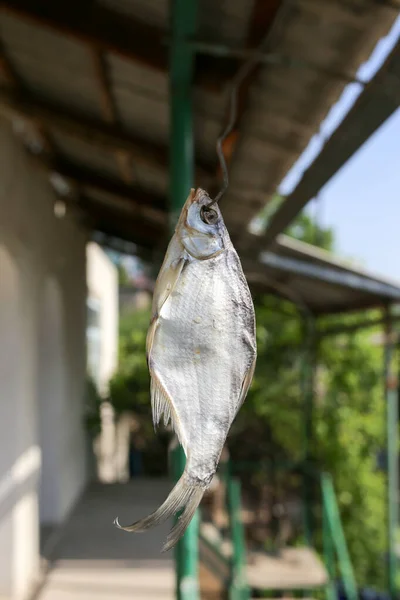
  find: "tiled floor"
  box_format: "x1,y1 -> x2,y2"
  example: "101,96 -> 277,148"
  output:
36,480 -> 175,600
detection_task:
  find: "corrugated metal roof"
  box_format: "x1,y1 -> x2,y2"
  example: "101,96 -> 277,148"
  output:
197,0 -> 254,45
219,0 -> 399,233
1,0 -> 396,229
106,54 -> 169,146
93,228 -> 400,314
0,13 -> 103,118
107,53 -> 224,163
0,0 -> 399,314
259,32 -> 400,244
51,132 -> 121,179
85,187 -> 167,225
246,234 -> 400,314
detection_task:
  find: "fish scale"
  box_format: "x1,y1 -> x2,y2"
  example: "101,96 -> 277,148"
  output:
114,188 -> 256,552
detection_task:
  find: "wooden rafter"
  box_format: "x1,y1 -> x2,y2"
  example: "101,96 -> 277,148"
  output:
0,45 -> 19,86
91,49 -> 133,185
34,155 -> 167,213
80,195 -> 165,248
27,152 -> 168,241
91,50 -> 116,124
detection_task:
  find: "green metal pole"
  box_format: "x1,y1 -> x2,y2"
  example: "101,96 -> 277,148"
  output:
227,477 -> 250,600
301,316 -> 316,547
321,473 -> 358,600
171,444 -> 199,600
170,0 -> 197,229
322,498 -> 336,600
384,311 -> 398,599
169,2 -> 199,599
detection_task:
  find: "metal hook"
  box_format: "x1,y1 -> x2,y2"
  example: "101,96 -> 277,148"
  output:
206,57 -> 259,209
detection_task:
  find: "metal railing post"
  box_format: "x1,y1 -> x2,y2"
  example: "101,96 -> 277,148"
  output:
169,1 -> 199,597
227,476 -> 250,600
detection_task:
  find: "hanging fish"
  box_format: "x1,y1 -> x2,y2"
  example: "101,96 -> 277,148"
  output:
114,188 -> 256,551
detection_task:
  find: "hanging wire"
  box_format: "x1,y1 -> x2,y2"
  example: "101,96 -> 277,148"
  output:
207,56 -> 261,209
205,3 -> 291,211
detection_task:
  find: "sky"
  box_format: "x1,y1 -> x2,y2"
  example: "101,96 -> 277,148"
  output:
277,14 -> 400,281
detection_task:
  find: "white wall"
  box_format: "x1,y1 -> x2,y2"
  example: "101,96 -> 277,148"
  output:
0,119 -> 88,599
86,242 -> 118,394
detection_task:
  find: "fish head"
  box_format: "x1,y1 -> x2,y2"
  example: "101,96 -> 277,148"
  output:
177,188 -> 227,259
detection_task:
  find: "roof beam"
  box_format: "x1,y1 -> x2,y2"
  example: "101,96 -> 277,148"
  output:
41,156 -> 167,213
0,87 -> 213,179
261,39 -> 400,244
80,196 -> 165,249
28,151 -> 168,226
43,159 -> 167,245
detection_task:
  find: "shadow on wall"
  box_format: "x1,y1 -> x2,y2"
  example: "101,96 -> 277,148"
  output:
37,277 -> 68,526
0,245 -> 40,599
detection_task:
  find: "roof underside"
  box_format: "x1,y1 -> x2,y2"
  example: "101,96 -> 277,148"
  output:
251,235 -> 400,314
94,229 -> 400,315
1,0 -> 400,313
262,18 -> 400,244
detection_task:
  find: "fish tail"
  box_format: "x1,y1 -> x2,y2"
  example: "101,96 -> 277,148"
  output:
161,486 -> 204,553
114,471 -> 206,548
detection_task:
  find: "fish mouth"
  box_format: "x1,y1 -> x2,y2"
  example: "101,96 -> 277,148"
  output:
177,187 -> 220,233
193,188 -> 211,206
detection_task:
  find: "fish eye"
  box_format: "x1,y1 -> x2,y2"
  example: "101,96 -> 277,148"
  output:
200,206 -> 218,225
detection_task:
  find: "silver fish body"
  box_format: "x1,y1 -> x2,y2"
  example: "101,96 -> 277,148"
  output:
115,188 -> 256,551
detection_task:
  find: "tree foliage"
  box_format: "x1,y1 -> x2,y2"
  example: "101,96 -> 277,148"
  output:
108,210 -> 387,588
231,296 -> 386,587
117,262 -> 131,286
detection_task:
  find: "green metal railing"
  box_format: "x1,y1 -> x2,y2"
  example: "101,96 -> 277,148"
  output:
321,472 -> 358,600
171,448 -> 358,600
226,476 -> 251,600
171,444 -> 200,600
171,448 -> 250,599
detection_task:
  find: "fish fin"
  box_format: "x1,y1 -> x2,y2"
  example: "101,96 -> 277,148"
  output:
162,487 -> 204,552
150,373 -> 187,451
146,316 -> 157,362
235,355 -> 256,415
152,256 -> 186,317
146,256 -> 186,361
114,471 -> 205,550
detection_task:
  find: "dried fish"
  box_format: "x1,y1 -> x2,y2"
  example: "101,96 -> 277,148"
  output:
115,188 -> 256,551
